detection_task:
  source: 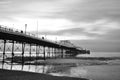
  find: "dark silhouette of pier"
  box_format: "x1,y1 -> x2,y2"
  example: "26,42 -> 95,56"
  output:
0,25 -> 90,65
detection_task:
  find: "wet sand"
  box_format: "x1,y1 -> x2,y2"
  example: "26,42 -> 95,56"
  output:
1,58 -> 120,80
34,58 -> 111,66
0,69 -> 88,80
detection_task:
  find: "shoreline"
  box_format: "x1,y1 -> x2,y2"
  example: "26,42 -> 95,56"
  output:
1,57 -> 120,66
0,69 -> 88,80
25,57 -> 120,66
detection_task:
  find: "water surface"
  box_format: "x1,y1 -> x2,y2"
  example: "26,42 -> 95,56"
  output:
77,52 -> 120,57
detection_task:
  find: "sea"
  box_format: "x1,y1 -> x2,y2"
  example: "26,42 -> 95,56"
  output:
76,52 -> 120,80
0,52 -> 120,80
77,52 -> 120,57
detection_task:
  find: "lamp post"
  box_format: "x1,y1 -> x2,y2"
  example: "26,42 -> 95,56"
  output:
55,37 -> 57,43
25,24 -> 27,34
37,20 -> 38,37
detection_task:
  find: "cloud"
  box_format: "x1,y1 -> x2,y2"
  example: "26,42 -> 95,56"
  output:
0,0 -> 81,20
0,0 -> 120,22
56,0 -> 120,22
71,28 -> 120,52
72,39 -> 120,52
0,0 -> 120,52
99,29 -> 120,41
32,19 -> 120,41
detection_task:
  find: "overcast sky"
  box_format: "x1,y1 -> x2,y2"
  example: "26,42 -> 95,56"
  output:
0,0 -> 120,52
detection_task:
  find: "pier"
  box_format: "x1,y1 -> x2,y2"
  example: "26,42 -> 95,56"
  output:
0,25 -> 90,65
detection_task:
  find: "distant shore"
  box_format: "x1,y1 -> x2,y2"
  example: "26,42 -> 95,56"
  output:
0,69 -> 88,80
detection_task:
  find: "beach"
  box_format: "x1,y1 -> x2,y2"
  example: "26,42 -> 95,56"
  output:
0,69 -> 88,80
1,55 -> 120,80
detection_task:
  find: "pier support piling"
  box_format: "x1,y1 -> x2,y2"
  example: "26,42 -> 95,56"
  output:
22,43 -> 25,64
29,44 -> 32,62
3,40 -> 6,63
43,46 -> 46,60
11,40 -> 14,63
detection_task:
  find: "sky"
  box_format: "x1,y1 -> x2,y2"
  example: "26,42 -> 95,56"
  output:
0,0 -> 120,52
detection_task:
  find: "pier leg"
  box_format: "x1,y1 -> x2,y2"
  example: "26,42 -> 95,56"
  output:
56,48 -> 58,58
28,44 -> 31,71
47,47 -> 49,58
53,48 -> 54,58
43,46 -> 46,60
29,44 -> 31,63
50,47 -> 51,58
36,44 -> 38,61
46,47 -> 48,58
54,48 -> 56,58
49,47 -> 50,58
2,40 -> 6,63
60,48 -> 62,58
11,40 -> 14,70
59,49 -> 61,58
61,49 -> 64,58
38,46 -> 40,59
47,47 -> 48,58
59,48 -> 61,58
57,48 -> 59,58
22,42 -> 25,69
52,48 -> 54,58
51,47 -> 53,58
35,45 -> 38,72
11,40 -> 14,63
2,40 -> 6,69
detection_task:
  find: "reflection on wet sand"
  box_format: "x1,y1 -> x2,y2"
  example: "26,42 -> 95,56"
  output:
0,61 -> 88,79
1,58 -> 120,80
0,62 -> 46,73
